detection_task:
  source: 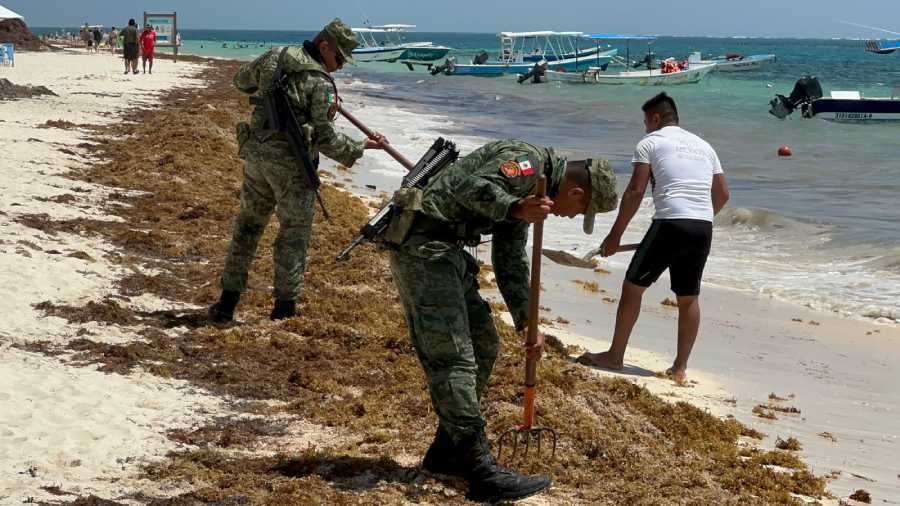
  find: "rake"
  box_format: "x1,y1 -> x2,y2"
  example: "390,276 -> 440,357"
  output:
497,175 -> 558,463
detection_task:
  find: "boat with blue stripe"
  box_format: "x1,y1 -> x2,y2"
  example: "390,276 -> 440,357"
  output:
352,25 -> 450,63
865,39 -> 900,55
437,31 -> 617,76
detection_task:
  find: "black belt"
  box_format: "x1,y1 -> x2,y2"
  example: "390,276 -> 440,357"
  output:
408,214 -> 479,247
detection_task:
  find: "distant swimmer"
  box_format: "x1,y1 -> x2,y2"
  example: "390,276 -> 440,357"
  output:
577,92 -> 730,385
208,18 -> 385,323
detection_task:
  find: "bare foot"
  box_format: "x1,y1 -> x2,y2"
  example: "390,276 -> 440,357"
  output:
664,367 -> 687,386
576,351 -> 624,370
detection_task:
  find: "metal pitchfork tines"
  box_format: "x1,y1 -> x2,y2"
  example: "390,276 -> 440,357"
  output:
497,175 -> 558,463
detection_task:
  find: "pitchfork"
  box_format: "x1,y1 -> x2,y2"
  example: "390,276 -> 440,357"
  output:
497,175 -> 558,463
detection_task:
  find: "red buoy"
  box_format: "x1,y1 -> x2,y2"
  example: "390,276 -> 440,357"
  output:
778,145 -> 793,157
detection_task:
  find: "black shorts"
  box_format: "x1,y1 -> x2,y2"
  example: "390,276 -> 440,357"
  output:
123,43 -> 139,60
625,219 -> 712,296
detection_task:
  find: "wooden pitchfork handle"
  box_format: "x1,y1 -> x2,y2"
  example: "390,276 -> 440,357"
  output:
522,175 -> 547,430
338,105 -> 415,171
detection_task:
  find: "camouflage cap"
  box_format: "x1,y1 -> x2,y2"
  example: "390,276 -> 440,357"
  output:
323,18 -> 358,65
582,158 -> 618,234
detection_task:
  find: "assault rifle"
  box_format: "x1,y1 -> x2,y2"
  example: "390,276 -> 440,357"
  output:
335,129 -> 459,262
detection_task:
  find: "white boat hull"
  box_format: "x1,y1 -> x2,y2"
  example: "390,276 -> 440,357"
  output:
704,54 -> 776,72
811,97 -> 900,123
548,63 -> 716,86
352,47 -> 408,63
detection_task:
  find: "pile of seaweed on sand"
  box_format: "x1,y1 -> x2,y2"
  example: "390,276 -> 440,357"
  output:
0,18 -> 48,51
20,59 -> 828,505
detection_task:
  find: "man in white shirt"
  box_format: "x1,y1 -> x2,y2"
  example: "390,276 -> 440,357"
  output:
578,93 -> 730,384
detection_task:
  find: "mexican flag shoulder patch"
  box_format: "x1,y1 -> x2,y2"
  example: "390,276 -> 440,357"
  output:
516,155 -> 535,176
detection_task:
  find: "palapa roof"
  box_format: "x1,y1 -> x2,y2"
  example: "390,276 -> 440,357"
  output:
0,4 -> 24,21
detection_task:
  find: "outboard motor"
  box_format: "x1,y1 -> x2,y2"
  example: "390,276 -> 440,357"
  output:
632,53 -> 654,69
430,57 -> 457,76
517,61 -> 548,84
472,51 -> 490,65
769,76 -> 824,119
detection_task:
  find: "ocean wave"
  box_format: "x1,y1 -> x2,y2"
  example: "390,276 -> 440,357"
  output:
714,207 -> 782,228
713,207 -> 826,236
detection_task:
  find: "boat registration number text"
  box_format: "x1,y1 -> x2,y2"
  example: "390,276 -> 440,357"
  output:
834,112 -> 873,120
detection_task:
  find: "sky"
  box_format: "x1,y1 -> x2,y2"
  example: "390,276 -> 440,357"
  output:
4,0 -> 899,38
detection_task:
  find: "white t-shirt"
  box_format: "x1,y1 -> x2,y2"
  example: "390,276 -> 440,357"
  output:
632,125 -> 723,222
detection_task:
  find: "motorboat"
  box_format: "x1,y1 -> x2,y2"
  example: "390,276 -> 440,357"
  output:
696,52 -> 776,72
769,76 -> 900,122
538,34 -> 715,86
435,31 -> 616,76
865,40 -> 899,54
546,61 -> 716,85
352,24 -> 450,63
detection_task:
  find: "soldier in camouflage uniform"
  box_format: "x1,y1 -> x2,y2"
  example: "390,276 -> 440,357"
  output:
389,139 -> 618,502
209,19 -> 385,322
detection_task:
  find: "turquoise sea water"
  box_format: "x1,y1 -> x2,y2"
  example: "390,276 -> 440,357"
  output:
33,27 -> 900,321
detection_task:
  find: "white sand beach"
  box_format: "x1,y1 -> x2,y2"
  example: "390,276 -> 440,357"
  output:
0,50 -> 223,503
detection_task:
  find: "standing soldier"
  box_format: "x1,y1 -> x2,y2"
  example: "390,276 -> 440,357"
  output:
209,19 -> 385,322
388,140 -> 618,502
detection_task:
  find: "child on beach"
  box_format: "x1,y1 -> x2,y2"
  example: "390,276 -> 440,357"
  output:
578,92 -> 730,385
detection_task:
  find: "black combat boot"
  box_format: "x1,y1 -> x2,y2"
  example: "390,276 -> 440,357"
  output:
208,290 -> 240,323
270,299 -> 296,320
459,430 -> 551,503
422,425 -> 465,477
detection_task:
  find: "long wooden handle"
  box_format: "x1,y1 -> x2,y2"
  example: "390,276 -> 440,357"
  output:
338,106 -> 415,171
525,176 -> 547,389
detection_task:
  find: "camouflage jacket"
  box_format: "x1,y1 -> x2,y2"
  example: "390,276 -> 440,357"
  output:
233,46 -> 364,167
419,139 -> 567,330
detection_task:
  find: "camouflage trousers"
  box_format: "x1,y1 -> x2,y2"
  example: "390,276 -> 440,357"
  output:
220,139 -> 316,301
389,236 -> 500,443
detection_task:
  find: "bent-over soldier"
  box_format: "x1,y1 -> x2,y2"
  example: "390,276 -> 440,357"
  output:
388,139 -> 618,502
209,18 -> 385,322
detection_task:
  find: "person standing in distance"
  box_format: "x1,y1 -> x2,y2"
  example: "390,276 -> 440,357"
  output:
140,24 -> 156,74
578,92 -> 730,385
109,26 -> 118,54
120,19 -> 140,75
208,18 -> 385,323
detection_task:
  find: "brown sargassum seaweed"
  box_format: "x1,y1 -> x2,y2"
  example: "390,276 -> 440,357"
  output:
23,59 -> 828,505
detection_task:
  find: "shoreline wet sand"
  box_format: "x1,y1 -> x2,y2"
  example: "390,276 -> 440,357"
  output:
1,49 -> 884,504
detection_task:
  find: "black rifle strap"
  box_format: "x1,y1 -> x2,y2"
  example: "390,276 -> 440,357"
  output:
272,47 -> 330,220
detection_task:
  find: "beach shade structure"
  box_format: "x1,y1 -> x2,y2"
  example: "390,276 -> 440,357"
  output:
497,175 -> 558,464
0,4 -> 23,21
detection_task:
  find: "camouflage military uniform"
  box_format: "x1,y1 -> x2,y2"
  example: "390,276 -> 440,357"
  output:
219,43 -> 364,302
390,139 -> 617,443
